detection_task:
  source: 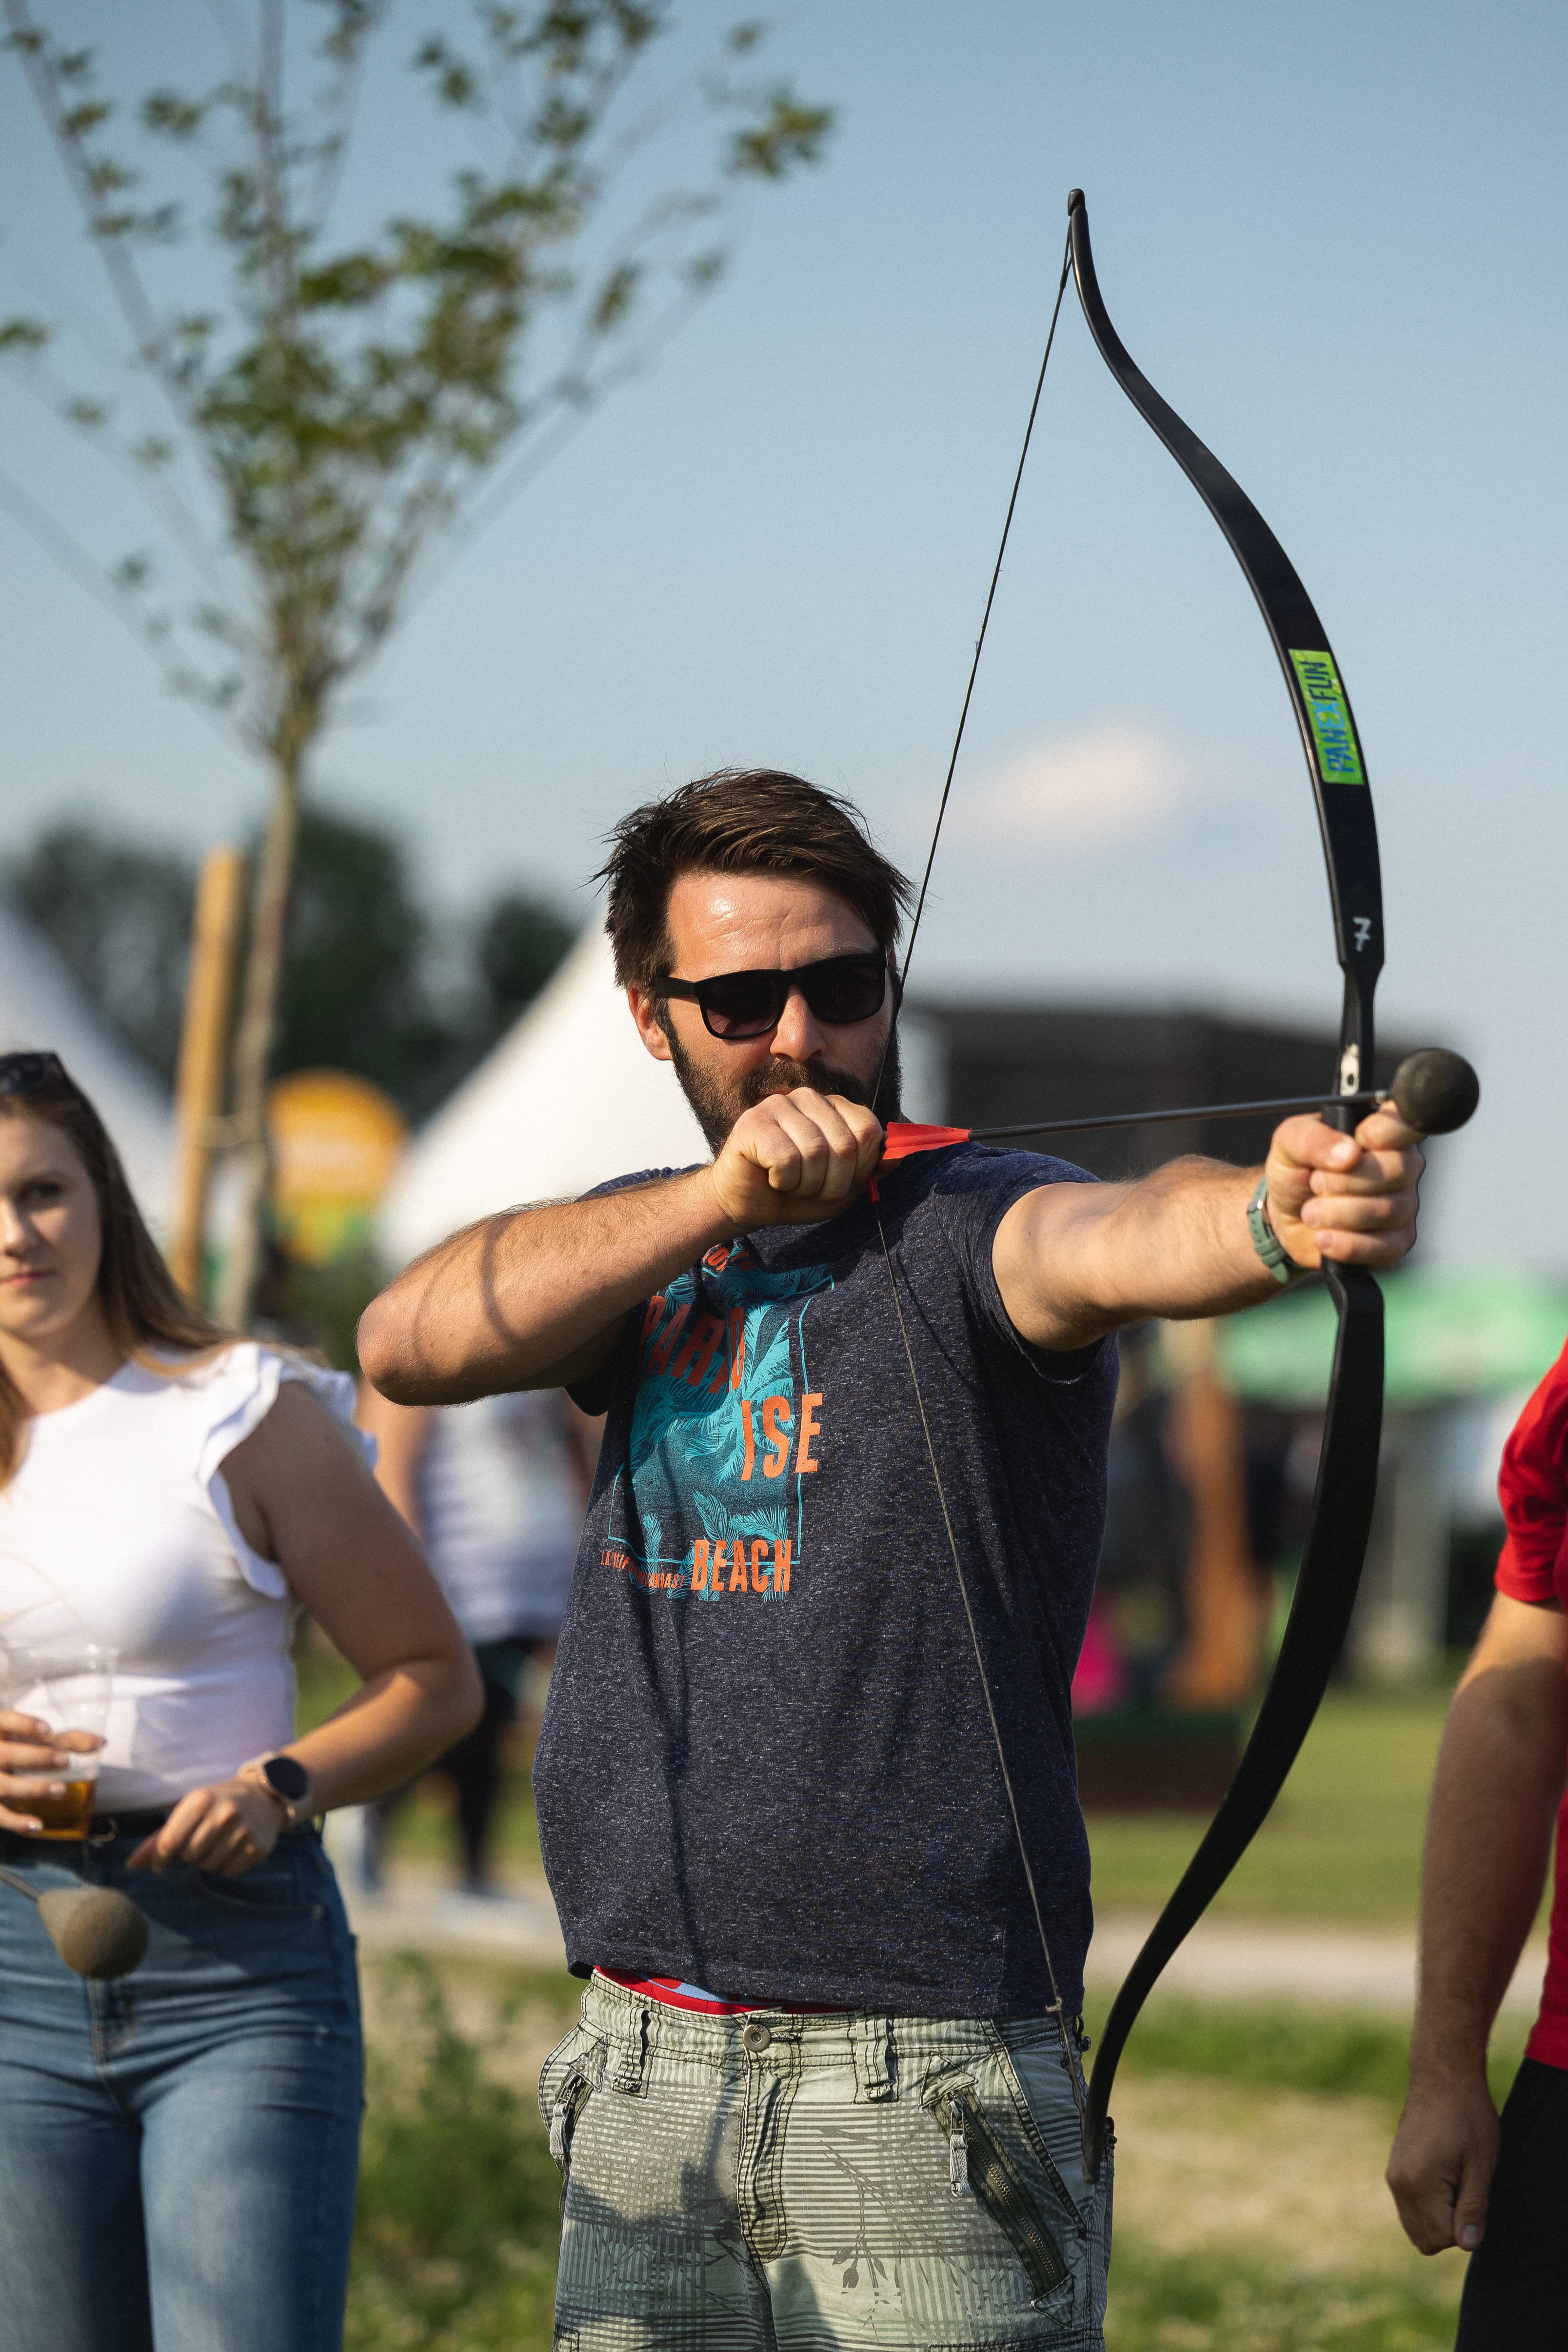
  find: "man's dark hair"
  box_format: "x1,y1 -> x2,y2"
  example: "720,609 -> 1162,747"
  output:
597,769 -> 913,990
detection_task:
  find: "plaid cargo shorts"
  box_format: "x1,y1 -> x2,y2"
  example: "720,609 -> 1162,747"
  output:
538,1971 -> 1113,2350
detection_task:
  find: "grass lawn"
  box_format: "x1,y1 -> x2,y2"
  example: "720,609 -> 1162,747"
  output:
1084,1684 -> 1454,1924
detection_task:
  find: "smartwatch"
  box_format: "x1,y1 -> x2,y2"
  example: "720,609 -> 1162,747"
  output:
248,1753 -> 313,1827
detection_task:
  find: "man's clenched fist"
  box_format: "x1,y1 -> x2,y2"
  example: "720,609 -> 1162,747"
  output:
704,1088 -> 883,1230
1387,2076 -> 1499,2255
1260,1102 -> 1425,1272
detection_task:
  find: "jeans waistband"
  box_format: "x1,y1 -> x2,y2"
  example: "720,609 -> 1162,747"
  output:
0,1813 -> 322,1855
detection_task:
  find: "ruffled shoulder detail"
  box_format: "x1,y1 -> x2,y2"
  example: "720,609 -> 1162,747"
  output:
188,1341 -> 373,1599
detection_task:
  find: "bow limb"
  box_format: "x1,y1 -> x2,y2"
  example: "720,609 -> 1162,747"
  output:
1066,190 -> 1388,2178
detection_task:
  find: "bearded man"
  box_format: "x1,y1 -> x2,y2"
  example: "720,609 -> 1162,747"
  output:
359,766 -> 1425,2352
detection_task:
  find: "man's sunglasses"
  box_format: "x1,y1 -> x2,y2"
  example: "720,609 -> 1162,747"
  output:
0,1051 -> 72,1098
658,952 -> 899,1041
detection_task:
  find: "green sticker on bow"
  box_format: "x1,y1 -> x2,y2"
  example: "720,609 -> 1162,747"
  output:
1289,649 -> 1365,786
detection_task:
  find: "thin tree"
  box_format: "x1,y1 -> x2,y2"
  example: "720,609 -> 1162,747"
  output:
0,0 -> 832,1322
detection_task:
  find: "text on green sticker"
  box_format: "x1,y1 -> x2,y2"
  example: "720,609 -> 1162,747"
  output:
1289,648 -> 1365,786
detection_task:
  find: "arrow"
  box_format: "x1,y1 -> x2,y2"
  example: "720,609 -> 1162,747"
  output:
879,1048 -> 1480,1163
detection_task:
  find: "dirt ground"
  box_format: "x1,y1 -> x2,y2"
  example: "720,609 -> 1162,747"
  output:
1106,2073 -> 1467,2347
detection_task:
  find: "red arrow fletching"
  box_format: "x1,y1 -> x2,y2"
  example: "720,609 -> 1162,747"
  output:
878,1122 -> 972,1164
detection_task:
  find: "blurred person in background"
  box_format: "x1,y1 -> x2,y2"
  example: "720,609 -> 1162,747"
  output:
0,1052 -> 480,2352
357,1386 -> 598,1894
1388,1337 -> 1568,2347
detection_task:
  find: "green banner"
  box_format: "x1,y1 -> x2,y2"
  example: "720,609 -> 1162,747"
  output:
1289,648 -> 1366,786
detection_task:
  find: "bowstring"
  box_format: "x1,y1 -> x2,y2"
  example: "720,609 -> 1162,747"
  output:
871,227 -> 1088,2133
873,1213 -> 1088,2136
873,227 -> 1073,1117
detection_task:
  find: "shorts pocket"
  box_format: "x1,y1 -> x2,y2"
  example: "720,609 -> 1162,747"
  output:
537,2015 -> 604,2192
537,2017 -> 589,2128
923,2073 -> 1084,2307
547,2065 -> 595,2175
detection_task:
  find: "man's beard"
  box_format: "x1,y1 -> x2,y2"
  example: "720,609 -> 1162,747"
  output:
663,1017 -> 903,1158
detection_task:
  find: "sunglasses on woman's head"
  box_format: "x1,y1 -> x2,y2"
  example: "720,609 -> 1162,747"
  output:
0,1052 -> 72,1098
658,952 -> 898,1041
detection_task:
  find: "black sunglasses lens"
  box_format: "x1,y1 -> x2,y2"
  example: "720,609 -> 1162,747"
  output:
802,957 -> 886,1025
699,974 -> 784,1038
691,956 -> 887,1037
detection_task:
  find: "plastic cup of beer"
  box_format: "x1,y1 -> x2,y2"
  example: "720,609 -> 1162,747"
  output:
1,1645 -> 115,1839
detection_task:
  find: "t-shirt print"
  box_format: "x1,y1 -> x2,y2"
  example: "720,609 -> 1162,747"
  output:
599,1239 -> 829,1601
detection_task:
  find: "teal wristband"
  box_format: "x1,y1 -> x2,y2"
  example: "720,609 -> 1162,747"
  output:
1247,1175 -> 1307,1286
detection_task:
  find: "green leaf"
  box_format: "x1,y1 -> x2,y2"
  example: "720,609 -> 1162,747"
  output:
141,92 -> 206,139
727,90 -> 836,180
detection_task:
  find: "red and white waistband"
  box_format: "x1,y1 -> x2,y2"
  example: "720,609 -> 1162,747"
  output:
595,1967 -> 846,2017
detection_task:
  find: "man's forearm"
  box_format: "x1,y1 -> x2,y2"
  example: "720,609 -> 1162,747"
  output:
1409,1664 -> 1566,2084
999,1156 -> 1278,1351
359,1169 -> 733,1403
1078,1156 -> 1278,1323
1001,1099 -> 1422,1352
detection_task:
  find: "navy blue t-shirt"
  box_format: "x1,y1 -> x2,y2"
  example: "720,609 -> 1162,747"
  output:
534,1141 -> 1117,2015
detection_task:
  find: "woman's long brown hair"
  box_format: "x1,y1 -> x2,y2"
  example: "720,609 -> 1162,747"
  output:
0,1074 -> 232,1486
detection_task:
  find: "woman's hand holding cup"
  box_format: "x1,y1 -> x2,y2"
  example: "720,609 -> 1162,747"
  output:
0,1711 -> 104,1836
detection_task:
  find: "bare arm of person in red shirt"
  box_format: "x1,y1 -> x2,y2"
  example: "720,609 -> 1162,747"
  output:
1387,1591 -> 1568,2254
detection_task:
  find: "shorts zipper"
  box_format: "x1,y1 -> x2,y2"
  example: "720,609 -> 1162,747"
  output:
930,2082 -> 1072,2302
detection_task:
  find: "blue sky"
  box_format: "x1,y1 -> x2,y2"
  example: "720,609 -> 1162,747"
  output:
1,2 -> 1563,1263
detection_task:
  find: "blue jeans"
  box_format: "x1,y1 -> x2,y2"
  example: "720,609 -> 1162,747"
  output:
0,1827 -> 363,2352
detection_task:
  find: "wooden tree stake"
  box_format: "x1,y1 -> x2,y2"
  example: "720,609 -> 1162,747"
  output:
168,844 -> 245,1306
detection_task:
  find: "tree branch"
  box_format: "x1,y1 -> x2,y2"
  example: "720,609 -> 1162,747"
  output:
1,0 -> 199,437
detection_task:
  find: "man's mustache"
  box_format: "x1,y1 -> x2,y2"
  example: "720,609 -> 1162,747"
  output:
735,1057 -> 878,1113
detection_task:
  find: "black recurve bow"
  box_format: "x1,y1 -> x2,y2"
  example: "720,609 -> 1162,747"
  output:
1064,187 -> 1386,2179
875,189 -> 1457,2184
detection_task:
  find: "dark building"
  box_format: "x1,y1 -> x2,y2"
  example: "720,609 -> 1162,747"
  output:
909,1001 -> 1424,1182
903,998 -> 1452,1807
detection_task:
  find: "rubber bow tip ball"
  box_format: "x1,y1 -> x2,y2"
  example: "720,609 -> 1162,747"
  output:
38,1886 -> 149,1980
1388,1049 -> 1479,1137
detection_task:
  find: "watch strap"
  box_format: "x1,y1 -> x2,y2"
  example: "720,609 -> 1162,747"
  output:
1247,1174 -> 1308,1286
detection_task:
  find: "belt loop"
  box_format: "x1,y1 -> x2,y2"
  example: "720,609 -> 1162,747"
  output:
851,2013 -> 894,2104
610,1999 -> 654,2097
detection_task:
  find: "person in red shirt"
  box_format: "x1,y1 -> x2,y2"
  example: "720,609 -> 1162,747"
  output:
1388,1337 -> 1568,2344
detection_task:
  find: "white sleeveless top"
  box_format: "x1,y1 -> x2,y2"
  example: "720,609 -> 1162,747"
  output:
0,1344 -> 365,1810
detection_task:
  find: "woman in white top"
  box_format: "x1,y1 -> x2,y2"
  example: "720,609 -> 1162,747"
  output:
0,1052 -> 481,2352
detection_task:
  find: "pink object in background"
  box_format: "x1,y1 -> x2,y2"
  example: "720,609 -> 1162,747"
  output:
1072,1598 -> 1128,1714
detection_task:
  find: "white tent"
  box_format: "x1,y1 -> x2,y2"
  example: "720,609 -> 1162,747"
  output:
0,895 -> 174,1227
380,923 -> 706,1267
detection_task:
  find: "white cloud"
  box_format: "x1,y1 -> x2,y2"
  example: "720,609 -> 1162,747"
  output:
950,724 -> 1203,850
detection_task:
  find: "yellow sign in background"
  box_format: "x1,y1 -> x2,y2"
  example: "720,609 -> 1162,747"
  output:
267,1070 -> 407,1266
